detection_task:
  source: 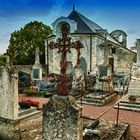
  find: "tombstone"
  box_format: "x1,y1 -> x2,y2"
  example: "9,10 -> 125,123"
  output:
66,61 -> 73,75
72,64 -> 85,92
80,57 -> 87,74
128,39 -> 140,97
115,39 -> 140,112
43,23 -> 83,140
0,66 -> 18,120
32,47 -> 42,80
43,95 -> 83,140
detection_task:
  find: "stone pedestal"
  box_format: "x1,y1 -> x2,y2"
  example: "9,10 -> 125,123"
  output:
43,95 -> 83,140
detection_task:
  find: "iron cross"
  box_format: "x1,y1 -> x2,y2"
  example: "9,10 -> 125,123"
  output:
48,23 -> 84,96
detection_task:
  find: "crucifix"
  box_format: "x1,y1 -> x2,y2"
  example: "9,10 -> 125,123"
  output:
48,23 -> 84,96
6,49 -> 14,72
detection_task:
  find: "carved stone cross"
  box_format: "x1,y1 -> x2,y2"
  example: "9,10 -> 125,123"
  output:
48,23 -> 84,96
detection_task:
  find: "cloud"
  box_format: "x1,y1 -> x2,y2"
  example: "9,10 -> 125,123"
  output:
0,0 -> 57,19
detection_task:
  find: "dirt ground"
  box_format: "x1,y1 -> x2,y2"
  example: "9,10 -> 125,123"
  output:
19,94 -> 140,140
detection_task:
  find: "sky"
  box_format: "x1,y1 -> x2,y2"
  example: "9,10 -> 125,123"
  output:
0,0 -> 140,53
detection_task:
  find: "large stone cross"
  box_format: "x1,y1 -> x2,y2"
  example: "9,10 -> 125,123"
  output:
48,24 -> 84,96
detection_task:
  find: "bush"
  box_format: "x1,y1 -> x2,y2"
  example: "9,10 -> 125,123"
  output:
21,98 -> 40,109
44,92 -> 53,98
37,91 -> 46,96
19,102 -> 31,109
23,89 -> 37,96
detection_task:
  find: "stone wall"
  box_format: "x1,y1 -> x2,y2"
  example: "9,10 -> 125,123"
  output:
43,95 -> 83,140
0,112 -> 42,140
115,48 -> 135,74
47,34 -> 105,74
46,34 -> 135,75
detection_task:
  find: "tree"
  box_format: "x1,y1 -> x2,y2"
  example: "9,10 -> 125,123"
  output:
8,21 -> 51,65
0,54 -> 6,66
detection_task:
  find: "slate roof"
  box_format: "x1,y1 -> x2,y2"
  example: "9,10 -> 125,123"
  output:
68,10 -> 124,47
68,10 -> 103,34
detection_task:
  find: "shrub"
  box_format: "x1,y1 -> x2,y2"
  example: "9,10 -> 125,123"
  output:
37,91 -> 46,96
23,89 -> 37,96
44,92 -> 53,98
21,98 -> 40,109
19,102 -> 31,109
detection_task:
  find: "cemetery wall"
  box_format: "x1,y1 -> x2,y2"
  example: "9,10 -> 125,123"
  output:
0,112 -> 42,140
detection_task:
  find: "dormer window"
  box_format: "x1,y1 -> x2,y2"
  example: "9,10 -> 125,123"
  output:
52,17 -> 77,36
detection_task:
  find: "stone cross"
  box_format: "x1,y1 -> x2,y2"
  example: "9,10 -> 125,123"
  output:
48,23 -> 84,96
35,47 -> 40,65
136,39 -> 140,65
6,49 -> 14,72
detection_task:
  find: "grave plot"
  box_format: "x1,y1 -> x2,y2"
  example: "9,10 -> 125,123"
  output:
80,65 -> 116,106
0,55 -> 42,140
83,117 -> 129,140
115,39 -> 140,112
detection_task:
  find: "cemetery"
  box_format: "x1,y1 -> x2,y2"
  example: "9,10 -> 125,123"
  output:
0,7 -> 140,140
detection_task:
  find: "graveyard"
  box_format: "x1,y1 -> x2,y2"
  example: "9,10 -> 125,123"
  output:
0,6 -> 140,140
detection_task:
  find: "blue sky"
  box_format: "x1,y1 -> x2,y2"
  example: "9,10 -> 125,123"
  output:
0,0 -> 140,53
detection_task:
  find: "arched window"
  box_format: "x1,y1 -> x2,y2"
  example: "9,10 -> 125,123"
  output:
56,22 -> 70,37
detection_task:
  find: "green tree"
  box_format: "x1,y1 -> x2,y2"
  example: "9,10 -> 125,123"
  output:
0,54 -> 6,66
8,21 -> 51,65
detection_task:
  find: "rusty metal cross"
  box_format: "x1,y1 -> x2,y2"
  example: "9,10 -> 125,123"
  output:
48,24 -> 84,96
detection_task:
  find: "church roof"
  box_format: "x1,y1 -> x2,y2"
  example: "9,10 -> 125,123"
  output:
68,10 -> 124,47
68,10 -> 103,34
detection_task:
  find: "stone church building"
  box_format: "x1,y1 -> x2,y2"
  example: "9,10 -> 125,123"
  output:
45,8 -> 135,75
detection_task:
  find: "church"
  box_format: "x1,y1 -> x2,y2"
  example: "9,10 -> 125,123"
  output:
45,7 -> 135,75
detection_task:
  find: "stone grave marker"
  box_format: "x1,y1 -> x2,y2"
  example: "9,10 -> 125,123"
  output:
0,67 -> 18,120
32,47 -> 42,80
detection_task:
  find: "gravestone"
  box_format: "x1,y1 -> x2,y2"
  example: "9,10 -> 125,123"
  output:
80,57 -> 87,74
72,64 -> 85,92
116,39 -> 140,112
32,47 -> 42,80
128,39 -> 140,97
0,66 -> 18,120
66,61 -> 73,75
43,23 -> 83,140
43,95 -> 83,140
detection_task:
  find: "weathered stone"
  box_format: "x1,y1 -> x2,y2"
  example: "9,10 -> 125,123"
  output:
0,112 -> 42,140
43,95 -> 83,140
0,66 -> 18,120
32,47 -> 42,80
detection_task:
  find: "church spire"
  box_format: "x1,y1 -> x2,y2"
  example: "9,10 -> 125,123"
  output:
73,4 -> 75,11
